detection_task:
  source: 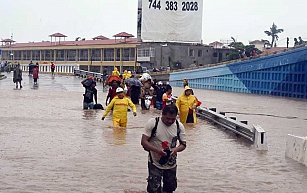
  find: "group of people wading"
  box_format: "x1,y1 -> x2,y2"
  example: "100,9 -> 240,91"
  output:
81,67 -> 201,193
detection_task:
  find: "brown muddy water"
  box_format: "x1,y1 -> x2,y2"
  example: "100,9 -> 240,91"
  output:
0,73 -> 306,193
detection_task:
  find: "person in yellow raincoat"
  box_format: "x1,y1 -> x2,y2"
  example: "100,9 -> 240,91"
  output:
176,86 -> 198,124
127,71 -> 132,79
102,87 -> 137,127
123,70 -> 131,80
112,67 -> 120,77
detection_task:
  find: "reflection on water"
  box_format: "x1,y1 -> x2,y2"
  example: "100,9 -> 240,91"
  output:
82,109 -> 97,120
0,74 -> 306,193
112,127 -> 127,145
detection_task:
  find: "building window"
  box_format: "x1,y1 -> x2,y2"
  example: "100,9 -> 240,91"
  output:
79,49 -> 88,61
189,48 -> 195,57
1,51 -> 9,60
122,48 -> 136,61
56,50 -> 64,61
43,50 -> 53,61
198,50 -> 202,57
33,50 -> 40,61
66,49 -> 77,61
91,49 -> 101,61
25,51 -> 32,60
116,48 -> 121,61
103,48 -> 114,61
13,51 -> 22,60
130,48 -> 135,61
22,51 -> 27,60
137,47 -> 155,57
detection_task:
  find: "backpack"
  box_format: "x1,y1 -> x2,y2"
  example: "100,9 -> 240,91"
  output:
146,117 -> 183,163
149,117 -> 181,141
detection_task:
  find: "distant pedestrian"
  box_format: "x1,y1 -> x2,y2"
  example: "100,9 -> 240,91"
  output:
106,81 -> 119,106
28,61 -> 34,75
155,81 -> 165,110
32,65 -> 39,85
162,85 -> 173,109
294,38 -> 299,47
183,78 -> 188,87
298,37 -> 305,45
51,62 -> 55,76
13,63 -> 23,89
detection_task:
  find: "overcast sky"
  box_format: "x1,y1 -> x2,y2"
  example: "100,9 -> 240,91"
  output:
0,0 -> 306,46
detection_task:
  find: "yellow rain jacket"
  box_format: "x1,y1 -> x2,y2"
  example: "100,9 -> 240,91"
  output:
103,96 -> 137,127
127,71 -> 132,79
123,70 -> 130,80
176,92 -> 198,124
112,67 -> 120,77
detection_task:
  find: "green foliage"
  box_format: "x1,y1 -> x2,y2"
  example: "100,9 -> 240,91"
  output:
264,23 -> 284,47
227,39 -> 261,60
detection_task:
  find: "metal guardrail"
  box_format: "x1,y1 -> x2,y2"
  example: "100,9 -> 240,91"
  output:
74,69 -> 105,82
196,107 -> 268,151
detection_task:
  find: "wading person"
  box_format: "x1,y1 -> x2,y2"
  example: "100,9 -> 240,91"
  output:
102,87 -> 137,127
176,86 -> 198,124
13,63 -> 23,89
141,104 -> 186,193
32,65 -> 39,85
162,85 -> 173,109
83,80 -> 98,109
51,62 -> 55,76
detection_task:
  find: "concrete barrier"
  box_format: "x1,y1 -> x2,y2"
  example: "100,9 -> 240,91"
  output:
285,134 -> 307,166
253,125 -> 268,151
196,107 -> 268,151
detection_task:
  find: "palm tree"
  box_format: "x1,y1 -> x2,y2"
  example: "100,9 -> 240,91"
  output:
264,23 -> 284,47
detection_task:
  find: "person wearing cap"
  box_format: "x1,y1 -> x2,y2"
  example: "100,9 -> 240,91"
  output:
83,80 -> 98,109
154,81 -> 165,110
176,86 -> 198,124
102,87 -> 137,127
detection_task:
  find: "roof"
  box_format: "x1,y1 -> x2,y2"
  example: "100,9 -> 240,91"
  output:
49,33 -> 67,37
1,38 -> 15,43
209,41 -> 224,46
1,38 -> 139,49
113,32 -> 134,38
92,35 -> 109,40
250,40 -> 266,44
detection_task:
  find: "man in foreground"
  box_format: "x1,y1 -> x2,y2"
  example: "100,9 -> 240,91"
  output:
141,104 -> 186,193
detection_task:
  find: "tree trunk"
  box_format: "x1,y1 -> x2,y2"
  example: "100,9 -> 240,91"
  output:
271,36 -> 275,48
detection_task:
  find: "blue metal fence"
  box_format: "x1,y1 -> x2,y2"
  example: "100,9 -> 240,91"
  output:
170,46 -> 307,99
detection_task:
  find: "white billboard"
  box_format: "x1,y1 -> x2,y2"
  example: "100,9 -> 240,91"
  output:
140,0 -> 203,43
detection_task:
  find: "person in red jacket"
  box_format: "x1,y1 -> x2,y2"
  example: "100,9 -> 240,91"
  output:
32,65 -> 39,85
51,62 -> 55,76
106,81 -> 119,106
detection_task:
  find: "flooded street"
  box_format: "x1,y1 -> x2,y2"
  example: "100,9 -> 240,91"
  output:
0,73 -> 306,193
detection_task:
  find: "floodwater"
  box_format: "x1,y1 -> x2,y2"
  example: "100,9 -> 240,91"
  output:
0,73 -> 306,193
